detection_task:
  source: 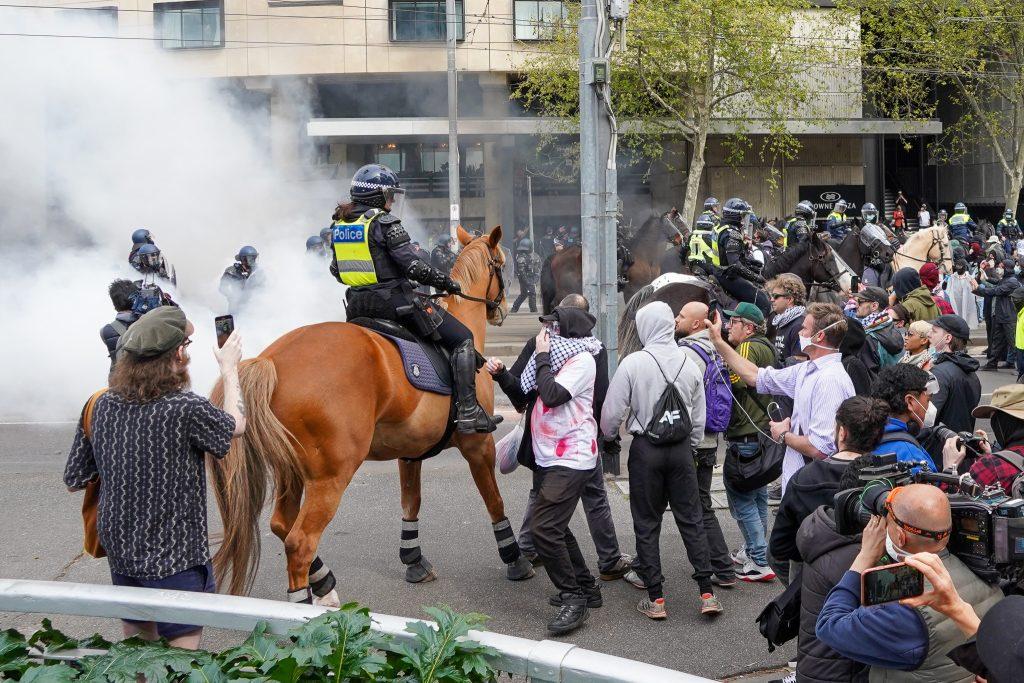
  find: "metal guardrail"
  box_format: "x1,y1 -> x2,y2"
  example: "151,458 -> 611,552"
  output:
0,579 -> 716,683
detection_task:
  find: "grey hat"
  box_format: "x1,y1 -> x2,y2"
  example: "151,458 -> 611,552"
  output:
930,314 -> 970,341
119,306 -> 189,357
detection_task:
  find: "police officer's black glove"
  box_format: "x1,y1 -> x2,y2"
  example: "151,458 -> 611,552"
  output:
443,277 -> 463,295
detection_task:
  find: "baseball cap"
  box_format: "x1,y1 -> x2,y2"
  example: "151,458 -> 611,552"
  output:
724,301 -> 764,325
972,383 -> 1024,420
930,314 -> 970,341
854,286 -> 888,308
119,306 -> 190,357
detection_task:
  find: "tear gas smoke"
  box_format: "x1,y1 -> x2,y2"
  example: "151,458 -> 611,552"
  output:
0,9 -> 377,420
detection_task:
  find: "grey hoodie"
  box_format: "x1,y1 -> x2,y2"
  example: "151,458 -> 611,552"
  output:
601,302 -> 706,450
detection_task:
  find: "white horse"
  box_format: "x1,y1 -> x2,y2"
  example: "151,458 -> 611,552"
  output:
893,226 -> 954,274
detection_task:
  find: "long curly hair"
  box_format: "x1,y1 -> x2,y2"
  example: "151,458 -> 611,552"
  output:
109,349 -> 190,402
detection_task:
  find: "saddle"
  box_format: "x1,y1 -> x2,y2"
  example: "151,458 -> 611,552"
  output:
348,317 -> 456,462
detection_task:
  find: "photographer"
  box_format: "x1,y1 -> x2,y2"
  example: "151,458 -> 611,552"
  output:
816,485 -> 1002,681
900,553 -> 1024,683
938,384 -> 1024,496
869,364 -> 938,472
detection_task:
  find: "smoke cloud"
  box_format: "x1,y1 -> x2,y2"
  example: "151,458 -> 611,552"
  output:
0,8 -> 352,420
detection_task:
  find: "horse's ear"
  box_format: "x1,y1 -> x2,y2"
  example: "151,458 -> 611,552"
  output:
456,226 -> 472,246
487,225 -> 503,250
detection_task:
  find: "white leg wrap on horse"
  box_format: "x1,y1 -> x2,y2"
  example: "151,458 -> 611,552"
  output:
287,587 -> 312,604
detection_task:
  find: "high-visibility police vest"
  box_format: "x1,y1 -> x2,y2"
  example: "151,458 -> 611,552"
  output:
1017,306 -> 1024,351
332,209 -> 381,287
688,227 -> 718,266
712,223 -> 730,263
949,213 -> 972,226
826,211 -> 845,226
783,217 -> 800,249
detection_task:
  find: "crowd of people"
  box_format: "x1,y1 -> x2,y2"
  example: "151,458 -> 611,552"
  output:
69,163 -> 1024,680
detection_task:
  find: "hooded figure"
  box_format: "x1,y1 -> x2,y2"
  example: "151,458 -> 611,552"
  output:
892,267 -> 940,323
919,262 -> 955,315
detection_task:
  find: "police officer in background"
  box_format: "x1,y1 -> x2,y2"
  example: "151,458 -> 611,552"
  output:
997,209 -> 1021,240
859,202 -> 899,287
948,202 -> 977,245
511,237 -> 539,313
687,212 -> 719,276
319,226 -> 334,252
699,197 -> 721,226
935,208 -> 949,229
782,200 -> 816,250
330,163 -> 500,434
129,229 -> 174,283
220,246 -> 265,314
306,235 -> 326,256
430,234 -> 457,276
716,198 -> 770,314
825,199 -> 852,240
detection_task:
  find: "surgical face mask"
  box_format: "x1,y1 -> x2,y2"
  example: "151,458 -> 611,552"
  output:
885,531 -> 908,562
798,320 -> 841,352
908,394 -> 936,430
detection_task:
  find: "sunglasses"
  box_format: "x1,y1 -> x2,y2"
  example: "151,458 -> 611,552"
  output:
770,293 -> 790,300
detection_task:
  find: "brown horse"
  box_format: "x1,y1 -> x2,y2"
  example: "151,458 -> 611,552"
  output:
208,226 -> 535,603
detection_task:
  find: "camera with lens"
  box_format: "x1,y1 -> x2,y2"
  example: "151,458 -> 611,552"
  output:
833,453 -> 1024,584
930,424 -> 987,457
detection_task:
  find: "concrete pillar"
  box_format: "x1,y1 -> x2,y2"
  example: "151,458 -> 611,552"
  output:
269,78 -> 314,178
480,74 -> 516,239
863,135 -> 880,203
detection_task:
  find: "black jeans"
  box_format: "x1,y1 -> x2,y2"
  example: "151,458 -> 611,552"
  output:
694,447 -> 735,578
512,276 -> 536,313
628,435 -> 713,599
990,319 -> 1013,365
520,463 -> 621,572
530,466 -> 597,596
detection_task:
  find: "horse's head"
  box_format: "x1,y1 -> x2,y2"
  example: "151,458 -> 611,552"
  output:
807,231 -> 853,296
454,225 -> 508,325
859,222 -> 896,264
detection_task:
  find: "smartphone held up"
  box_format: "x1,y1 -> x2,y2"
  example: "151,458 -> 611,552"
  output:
215,315 -> 235,348
861,562 -> 924,606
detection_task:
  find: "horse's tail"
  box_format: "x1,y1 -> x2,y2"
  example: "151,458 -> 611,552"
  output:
209,357 -> 303,596
617,283 -> 656,357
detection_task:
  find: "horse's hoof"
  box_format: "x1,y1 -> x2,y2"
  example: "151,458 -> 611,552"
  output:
506,555 -> 536,581
405,558 -> 437,584
313,588 -> 341,608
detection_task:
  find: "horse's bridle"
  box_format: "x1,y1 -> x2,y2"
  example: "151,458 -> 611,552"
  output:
806,238 -> 853,293
432,251 -> 507,322
894,228 -> 950,273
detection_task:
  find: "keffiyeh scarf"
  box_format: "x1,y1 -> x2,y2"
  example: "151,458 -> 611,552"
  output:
772,305 -> 806,330
520,335 -> 603,394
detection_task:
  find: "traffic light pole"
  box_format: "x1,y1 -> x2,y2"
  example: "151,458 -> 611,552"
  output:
446,0 -> 460,242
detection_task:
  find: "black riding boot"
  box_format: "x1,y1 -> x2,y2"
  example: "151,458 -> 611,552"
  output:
452,339 -> 502,434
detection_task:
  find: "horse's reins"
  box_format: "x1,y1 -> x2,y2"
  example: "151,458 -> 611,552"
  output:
430,254 -> 507,320
893,229 -> 951,273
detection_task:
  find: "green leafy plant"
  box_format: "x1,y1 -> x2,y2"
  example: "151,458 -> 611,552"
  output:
3,603 -> 500,682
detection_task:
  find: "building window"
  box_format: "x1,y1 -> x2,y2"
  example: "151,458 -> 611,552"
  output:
390,0 -> 464,42
374,143 -> 406,172
154,0 -> 223,49
514,0 -> 565,40
57,6 -> 119,34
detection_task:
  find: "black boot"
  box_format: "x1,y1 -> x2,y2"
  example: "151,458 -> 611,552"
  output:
452,339 -> 502,434
547,594 -> 589,635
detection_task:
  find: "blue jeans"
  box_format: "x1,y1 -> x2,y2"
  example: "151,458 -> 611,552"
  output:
724,441 -> 769,566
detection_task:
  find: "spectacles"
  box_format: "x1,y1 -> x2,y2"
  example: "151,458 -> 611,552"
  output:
181,338 -> 193,349
770,293 -> 790,300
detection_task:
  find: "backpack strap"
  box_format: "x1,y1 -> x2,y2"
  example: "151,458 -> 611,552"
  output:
878,430 -> 923,447
992,449 -> 1024,471
629,351 -> 685,434
108,319 -> 129,337
82,388 -> 109,441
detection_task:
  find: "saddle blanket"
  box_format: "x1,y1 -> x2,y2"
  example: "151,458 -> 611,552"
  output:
375,332 -> 452,396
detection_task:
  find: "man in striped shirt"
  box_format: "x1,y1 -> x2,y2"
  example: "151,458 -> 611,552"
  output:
705,302 -> 855,493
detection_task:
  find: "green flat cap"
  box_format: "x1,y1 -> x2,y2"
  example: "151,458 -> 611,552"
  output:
120,306 -> 188,357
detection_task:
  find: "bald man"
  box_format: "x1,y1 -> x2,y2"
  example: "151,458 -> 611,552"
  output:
676,300 -> 737,586
816,484 -> 1002,681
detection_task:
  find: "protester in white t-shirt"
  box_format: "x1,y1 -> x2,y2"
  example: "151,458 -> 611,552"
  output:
526,316 -> 602,636
918,204 -> 932,228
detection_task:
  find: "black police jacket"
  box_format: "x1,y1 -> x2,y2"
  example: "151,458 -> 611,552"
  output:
719,227 -> 765,283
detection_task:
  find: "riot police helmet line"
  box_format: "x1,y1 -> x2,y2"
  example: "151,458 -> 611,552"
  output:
722,197 -> 752,224
306,235 -> 323,249
517,238 -> 533,251
1005,209 -> 1015,219
834,199 -> 848,212
694,213 -> 715,229
319,226 -> 333,241
131,228 -> 153,245
861,202 -> 879,222
954,202 -> 967,213
138,243 -> 160,256
703,197 -> 720,210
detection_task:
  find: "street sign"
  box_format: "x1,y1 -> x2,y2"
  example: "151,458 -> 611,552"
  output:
450,204 -> 460,222
799,184 -> 866,223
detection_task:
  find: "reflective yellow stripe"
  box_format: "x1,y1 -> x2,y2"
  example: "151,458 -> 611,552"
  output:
688,229 -> 718,265
950,214 -> 971,225
333,212 -> 379,287
1017,307 -> 1024,350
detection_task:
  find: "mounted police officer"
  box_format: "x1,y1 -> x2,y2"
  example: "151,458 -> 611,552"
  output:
783,200 -> 816,250
687,211 -> 719,276
329,163 -> 500,434
997,209 -> 1021,240
825,199 -> 852,240
430,234 -> 457,276
220,245 -> 265,314
511,237 -> 539,313
948,201 -> 978,245
716,197 -> 770,314
860,202 -> 898,287
698,196 -> 721,226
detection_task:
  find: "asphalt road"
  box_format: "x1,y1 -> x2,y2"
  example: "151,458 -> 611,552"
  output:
0,352 -> 1011,680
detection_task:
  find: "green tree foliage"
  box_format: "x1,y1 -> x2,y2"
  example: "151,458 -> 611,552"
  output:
514,0 -> 831,221
853,0 -> 1024,211
2,605 -> 499,682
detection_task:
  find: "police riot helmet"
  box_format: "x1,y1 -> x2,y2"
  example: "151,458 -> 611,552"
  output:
794,200 -> 815,220
938,208 -> 948,218
722,197 -> 752,226
954,202 -> 967,213
131,228 -> 153,245
703,197 -> 720,211
306,235 -> 324,251
834,199 -> 848,213
319,225 -> 333,244
237,245 -> 258,269
1005,209 -> 1014,220
350,163 -> 406,217
517,238 -> 533,252
437,234 -> 451,246
695,213 -> 715,229
137,243 -> 161,270
862,202 -> 879,223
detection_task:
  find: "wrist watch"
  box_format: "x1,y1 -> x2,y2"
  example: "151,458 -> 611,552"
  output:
779,431 -> 789,445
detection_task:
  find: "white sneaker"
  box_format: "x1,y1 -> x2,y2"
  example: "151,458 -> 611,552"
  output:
623,569 -> 647,589
730,547 -> 748,566
737,559 -> 776,583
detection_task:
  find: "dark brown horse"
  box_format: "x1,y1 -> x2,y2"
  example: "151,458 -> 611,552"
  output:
617,273 -> 716,357
208,226 -> 535,604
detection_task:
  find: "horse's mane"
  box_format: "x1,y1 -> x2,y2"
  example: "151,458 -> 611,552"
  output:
450,238 -> 493,287
762,240 -> 810,280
